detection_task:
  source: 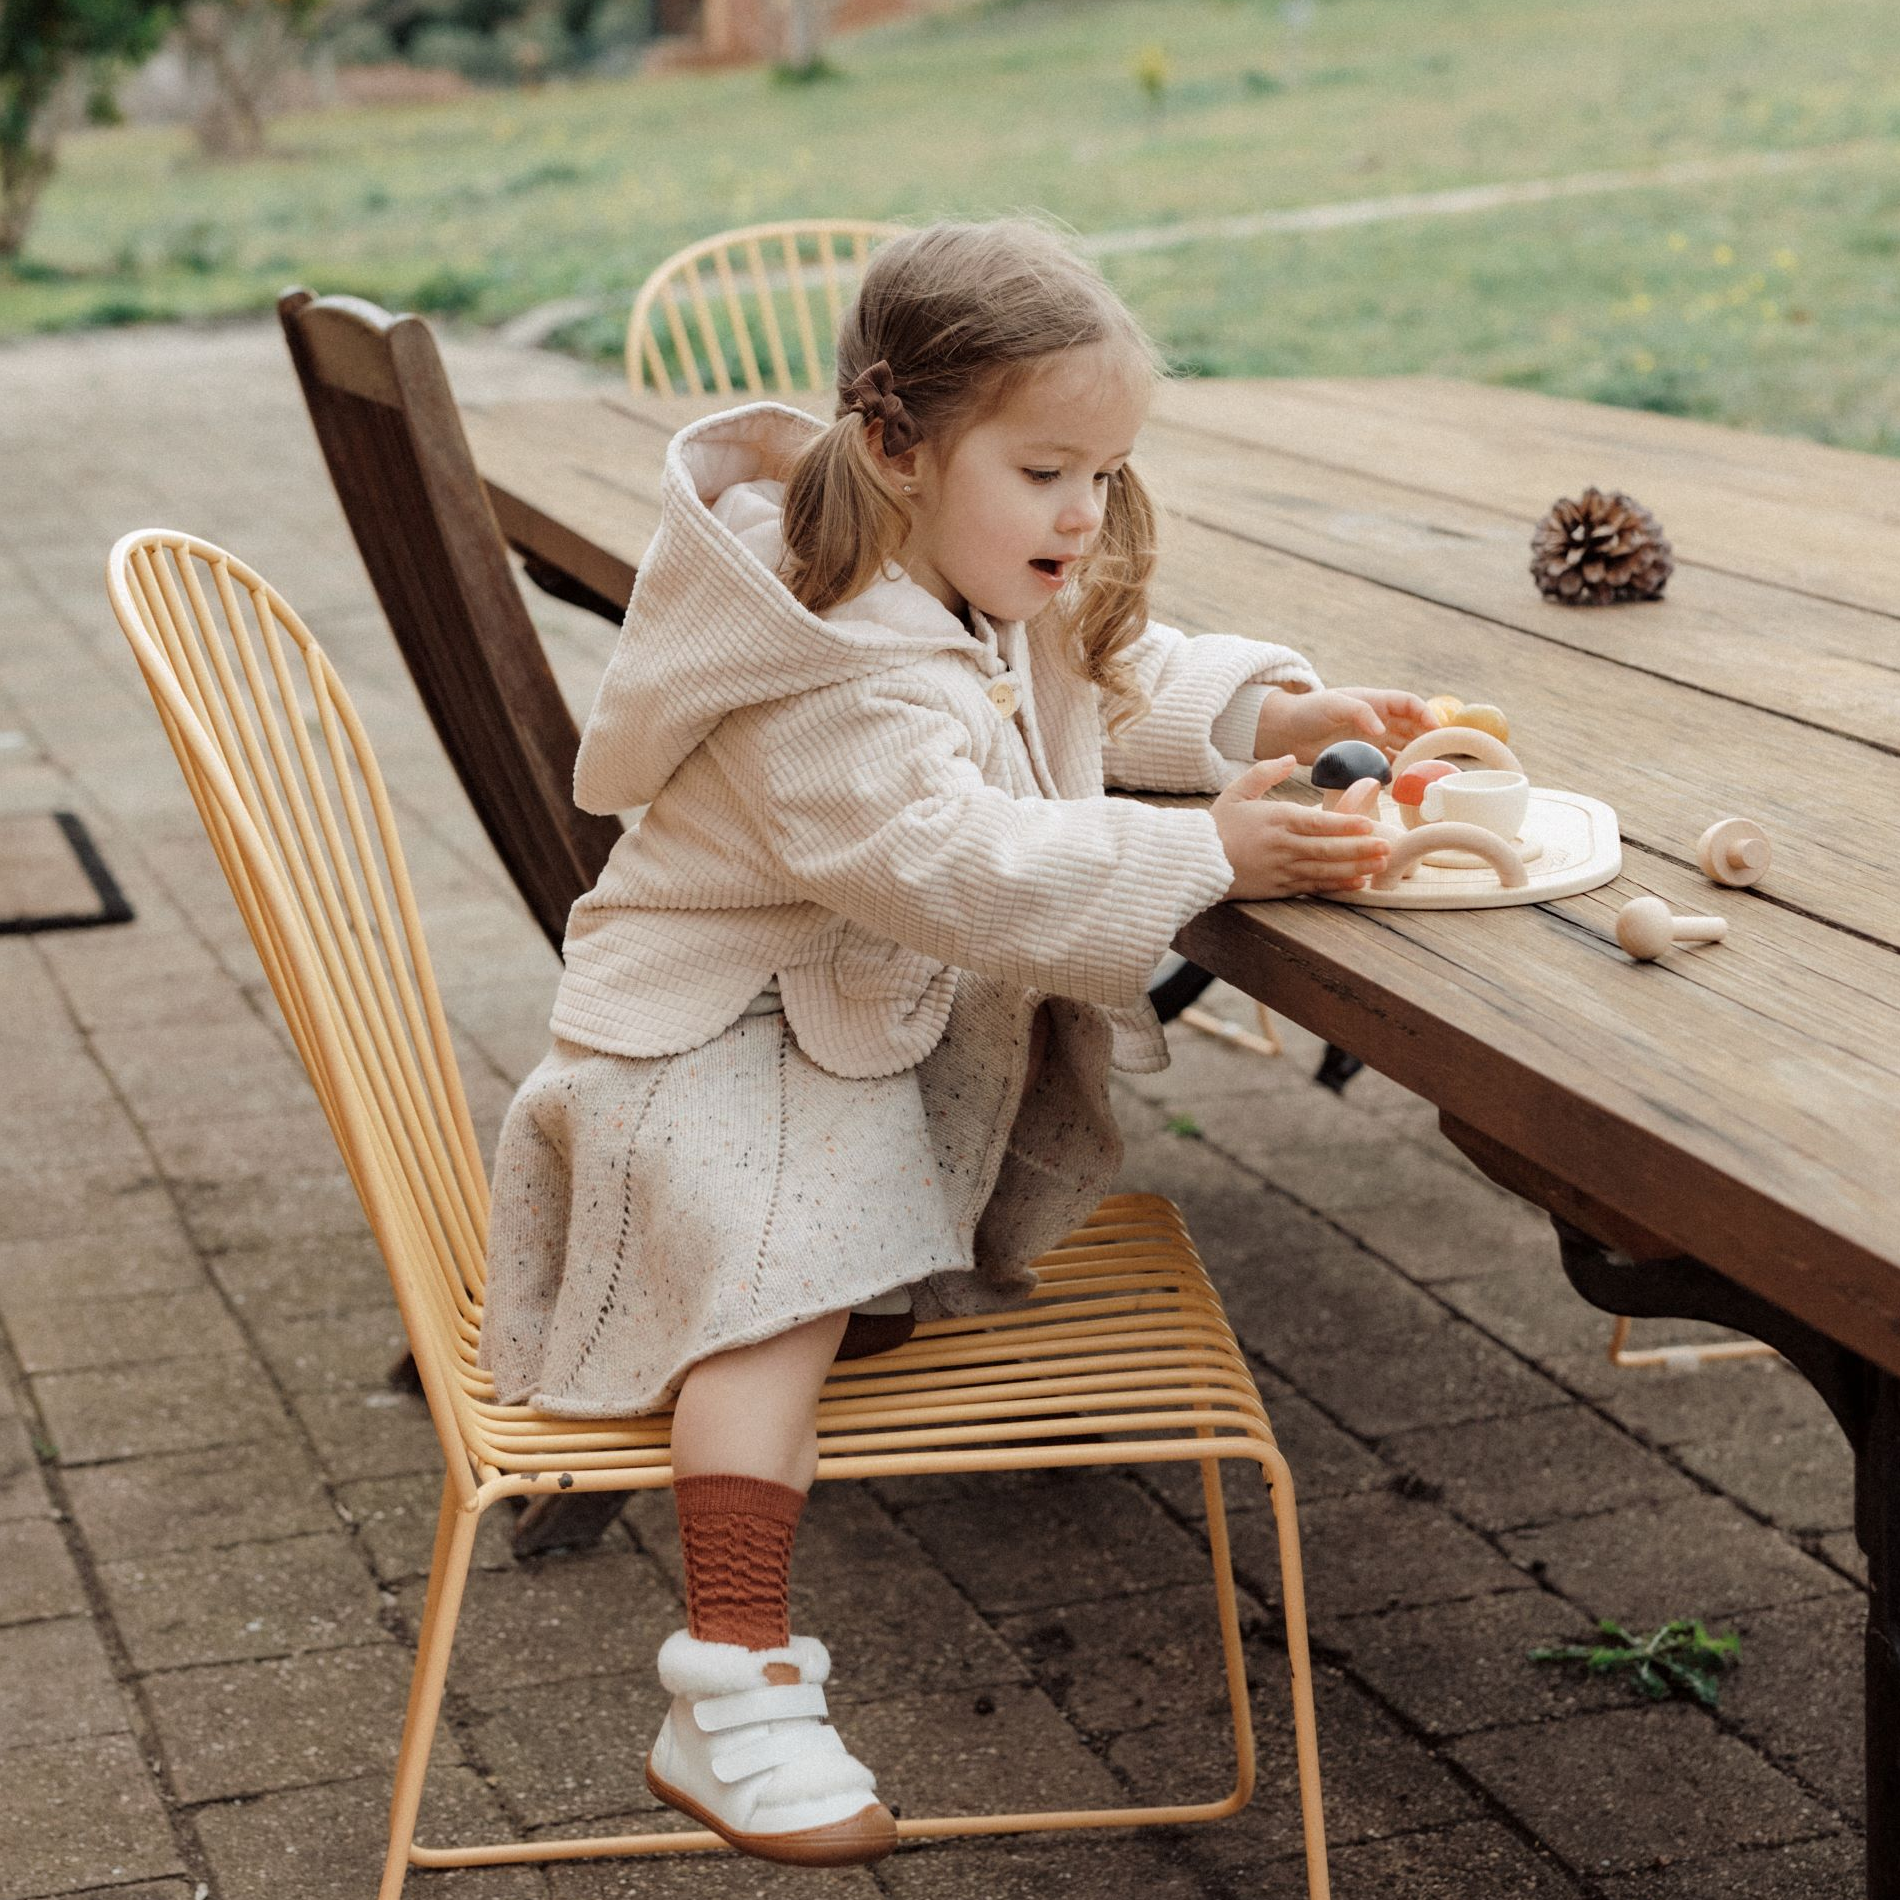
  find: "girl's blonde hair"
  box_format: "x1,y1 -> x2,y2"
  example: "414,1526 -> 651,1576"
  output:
780,218 -> 1167,732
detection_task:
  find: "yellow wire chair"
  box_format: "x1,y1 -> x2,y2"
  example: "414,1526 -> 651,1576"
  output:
105,528 -> 1332,1900
627,219 -> 905,397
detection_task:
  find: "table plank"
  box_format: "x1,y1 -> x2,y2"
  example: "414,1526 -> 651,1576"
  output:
1153,513 -> 1900,947
1139,413 -> 1900,755
1156,376 -> 1900,621
1318,376 -> 1900,529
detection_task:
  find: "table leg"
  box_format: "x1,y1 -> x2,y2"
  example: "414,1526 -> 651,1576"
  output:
1437,1115 -> 1889,1894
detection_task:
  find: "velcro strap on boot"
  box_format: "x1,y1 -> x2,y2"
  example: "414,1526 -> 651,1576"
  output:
711,1724 -> 846,1786
693,1680 -> 828,1733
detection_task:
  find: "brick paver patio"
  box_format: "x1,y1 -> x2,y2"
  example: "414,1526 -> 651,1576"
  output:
0,322 -> 1867,1899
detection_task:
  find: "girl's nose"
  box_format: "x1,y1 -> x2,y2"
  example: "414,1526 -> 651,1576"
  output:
1056,492 -> 1103,536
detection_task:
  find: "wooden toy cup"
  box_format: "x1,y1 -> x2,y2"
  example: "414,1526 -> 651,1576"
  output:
1421,769 -> 1530,842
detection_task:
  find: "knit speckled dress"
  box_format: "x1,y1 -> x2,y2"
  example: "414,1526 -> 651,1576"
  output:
478,403 -> 1323,1420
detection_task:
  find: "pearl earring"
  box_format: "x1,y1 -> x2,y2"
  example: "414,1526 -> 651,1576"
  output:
902,483 -> 916,495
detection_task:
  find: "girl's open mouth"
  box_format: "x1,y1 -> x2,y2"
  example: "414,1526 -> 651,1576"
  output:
1029,558 -> 1069,587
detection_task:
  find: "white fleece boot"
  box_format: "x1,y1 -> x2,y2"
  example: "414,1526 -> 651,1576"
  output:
645,1630 -> 897,1865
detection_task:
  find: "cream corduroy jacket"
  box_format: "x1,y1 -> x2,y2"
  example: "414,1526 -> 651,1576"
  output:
551,402 -> 1324,1080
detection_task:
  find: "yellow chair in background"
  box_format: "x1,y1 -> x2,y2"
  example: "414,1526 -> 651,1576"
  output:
106,528 -> 1330,1899
627,219 -> 904,397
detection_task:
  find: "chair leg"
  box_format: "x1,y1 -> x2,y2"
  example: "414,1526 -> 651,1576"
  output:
1606,1313 -> 1778,1370
380,1473 -> 482,1900
1257,1446 -> 1330,1900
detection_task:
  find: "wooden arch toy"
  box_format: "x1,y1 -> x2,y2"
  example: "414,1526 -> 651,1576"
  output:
1372,822 -> 1531,892
1388,728 -> 1523,778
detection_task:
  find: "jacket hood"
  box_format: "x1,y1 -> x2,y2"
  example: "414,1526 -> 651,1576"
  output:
573,401 -> 987,813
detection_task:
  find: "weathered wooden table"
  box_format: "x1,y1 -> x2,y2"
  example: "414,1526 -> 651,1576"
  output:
463,377 -> 1900,1893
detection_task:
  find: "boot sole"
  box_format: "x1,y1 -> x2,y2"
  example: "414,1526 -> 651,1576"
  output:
645,1759 -> 898,1866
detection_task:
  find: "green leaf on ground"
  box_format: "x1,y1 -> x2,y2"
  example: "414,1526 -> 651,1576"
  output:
1163,1112 -> 1203,1138
1531,1616 -> 1741,1708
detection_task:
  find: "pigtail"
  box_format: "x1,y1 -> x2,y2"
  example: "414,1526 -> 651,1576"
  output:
1066,460 -> 1160,741
781,416 -> 911,617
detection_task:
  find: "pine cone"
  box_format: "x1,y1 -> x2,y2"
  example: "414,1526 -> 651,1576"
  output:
1530,488 -> 1674,604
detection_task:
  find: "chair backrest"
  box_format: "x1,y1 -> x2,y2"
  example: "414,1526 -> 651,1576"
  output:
107,530 -> 490,1482
278,288 -> 623,951
626,219 -> 904,397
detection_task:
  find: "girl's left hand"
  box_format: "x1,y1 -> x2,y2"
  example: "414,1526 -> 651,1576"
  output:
1253,686 -> 1438,766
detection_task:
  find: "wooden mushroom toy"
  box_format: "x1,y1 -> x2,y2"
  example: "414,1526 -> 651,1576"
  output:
1311,740 -> 1392,811
1616,895 -> 1729,962
1697,817 -> 1771,889
1390,758 -> 1461,831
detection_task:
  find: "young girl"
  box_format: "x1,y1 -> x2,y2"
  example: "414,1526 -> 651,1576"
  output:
481,217 -> 1431,1866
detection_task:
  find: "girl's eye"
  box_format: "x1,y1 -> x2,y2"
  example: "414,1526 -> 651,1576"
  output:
1023,469 -> 1060,484
1094,469 -> 1117,485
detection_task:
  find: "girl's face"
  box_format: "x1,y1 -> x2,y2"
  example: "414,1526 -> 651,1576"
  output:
895,342 -> 1151,626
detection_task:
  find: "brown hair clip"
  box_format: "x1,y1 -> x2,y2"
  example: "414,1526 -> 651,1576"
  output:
840,359 -> 922,457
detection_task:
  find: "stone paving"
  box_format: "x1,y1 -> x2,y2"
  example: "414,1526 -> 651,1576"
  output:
0,322 -> 1869,1900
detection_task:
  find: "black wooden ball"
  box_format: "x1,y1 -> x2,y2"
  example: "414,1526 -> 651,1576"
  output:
1309,740 -> 1391,790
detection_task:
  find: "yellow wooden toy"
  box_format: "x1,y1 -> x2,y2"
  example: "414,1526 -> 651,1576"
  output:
1450,703 -> 1510,743
1425,694 -> 1464,726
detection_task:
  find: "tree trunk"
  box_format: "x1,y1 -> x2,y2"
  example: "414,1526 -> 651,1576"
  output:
0,137 -> 57,259
778,0 -> 830,69
180,1 -> 296,160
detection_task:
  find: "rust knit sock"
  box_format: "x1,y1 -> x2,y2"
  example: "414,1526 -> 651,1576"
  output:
673,1473 -> 806,1651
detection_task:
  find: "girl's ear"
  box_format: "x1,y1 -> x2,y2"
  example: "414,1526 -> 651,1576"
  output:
872,432 -> 923,491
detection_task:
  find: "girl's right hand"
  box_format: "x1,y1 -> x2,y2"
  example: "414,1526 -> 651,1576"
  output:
1211,755 -> 1391,900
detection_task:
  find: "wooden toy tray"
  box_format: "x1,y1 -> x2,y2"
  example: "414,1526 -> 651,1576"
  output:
1329,787 -> 1622,909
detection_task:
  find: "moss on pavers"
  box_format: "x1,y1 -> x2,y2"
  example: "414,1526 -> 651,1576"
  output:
0,1411 -> 54,1522
1450,1704 -> 1835,1875
0,1734 -> 182,1900
62,1434 -> 337,1560
99,1530 -> 390,1671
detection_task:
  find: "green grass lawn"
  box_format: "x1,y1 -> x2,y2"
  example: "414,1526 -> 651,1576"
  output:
5,0 -> 1898,451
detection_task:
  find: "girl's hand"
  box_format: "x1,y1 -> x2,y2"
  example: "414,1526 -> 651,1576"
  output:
1211,756 -> 1391,901
1254,686 -> 1438,765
